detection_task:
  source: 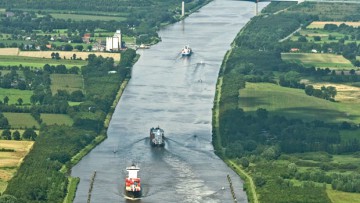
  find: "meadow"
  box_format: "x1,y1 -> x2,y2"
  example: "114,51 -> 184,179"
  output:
0,88 -> 33,105
327,188 -> 360,203
239,82 -> 360,123
3,113 -> 39,129
0,55 -> 87,68
41,114 -> 73,126
289,29 -> 359,45
50,13 -> 126,21
0,140 -> 34,193
50,74 -> 84,94
281,53 -> 354,70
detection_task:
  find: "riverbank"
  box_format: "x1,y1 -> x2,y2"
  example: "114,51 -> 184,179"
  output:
213,49 -> 259,203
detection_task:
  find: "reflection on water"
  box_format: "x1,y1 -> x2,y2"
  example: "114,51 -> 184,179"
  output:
72,1 -> 268,202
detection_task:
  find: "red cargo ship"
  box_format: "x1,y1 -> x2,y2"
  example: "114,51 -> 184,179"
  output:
124,164 -> 142,200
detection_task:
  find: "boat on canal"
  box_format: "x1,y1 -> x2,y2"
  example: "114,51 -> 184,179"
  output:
150,126 -> 165,147
181,45 -> 192,56
124,164 -> 142,200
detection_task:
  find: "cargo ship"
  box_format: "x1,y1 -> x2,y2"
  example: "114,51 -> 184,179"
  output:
150,126 -> 165,147
181,45 -> 192,56
124,164 -> 142,200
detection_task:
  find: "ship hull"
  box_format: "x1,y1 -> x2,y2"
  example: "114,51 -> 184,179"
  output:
124,189 -> 142,199
151,142 -> 165,147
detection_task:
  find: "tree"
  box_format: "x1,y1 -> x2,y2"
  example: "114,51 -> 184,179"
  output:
22,128 -> 37,140
72,53 -> 77,60
17,98 -> 23,105
0,194 -> 18,203
305,85 -> 314,96
75,45 -> 83,51
256,108 -> 268,120
3,96 -> 9,105
1,129 -> 12,140
298,36 -> 307,42
12,130 -> 21,140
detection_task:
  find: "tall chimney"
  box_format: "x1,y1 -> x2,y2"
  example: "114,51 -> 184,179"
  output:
182,1 -> 185,17
255,0 -> 258,16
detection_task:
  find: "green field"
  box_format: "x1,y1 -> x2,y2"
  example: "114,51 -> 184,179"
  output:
50,13 -> 126,21
0,88 -> 33,105
50,74 -> 84,94
0,55 -> 87,68
41,114 -> 73,126
282,53 -> 354,70
239,83 -> 360,123
3,113 -> 39,129
290,29 -> 359,45
327,187 -> 360,203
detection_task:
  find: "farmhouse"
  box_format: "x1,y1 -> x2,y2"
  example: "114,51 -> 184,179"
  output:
82,33 -> 91,43
106,30 -> 122,52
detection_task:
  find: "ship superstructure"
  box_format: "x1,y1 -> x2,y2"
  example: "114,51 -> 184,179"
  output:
124,164 -> 142,200
150,126 -> 165,147
181,45 -> 192,56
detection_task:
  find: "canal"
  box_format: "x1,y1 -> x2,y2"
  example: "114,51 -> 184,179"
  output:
72,0 -> 268,202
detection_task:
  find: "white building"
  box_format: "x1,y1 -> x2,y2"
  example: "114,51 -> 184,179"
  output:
106,30 -> 122,51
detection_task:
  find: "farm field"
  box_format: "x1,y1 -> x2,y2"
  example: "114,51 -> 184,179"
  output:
0,140 -> 34,193
239,82 -> 360,123
0,88 -> 33,105
0,55 -> 87,68
18,50 -> 121,61
311,83 -> 360,104
41,114 -> 73,126
50,74 -> 84,94
307,21 -> 360,29
0,48 -> 19,56
0,48 -> 120,61
3,113 -> 39,129
50,13 -> 126,21
281,53 -> 354,70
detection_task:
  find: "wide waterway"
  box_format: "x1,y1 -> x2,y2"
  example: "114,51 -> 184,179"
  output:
72,1 -> 268,202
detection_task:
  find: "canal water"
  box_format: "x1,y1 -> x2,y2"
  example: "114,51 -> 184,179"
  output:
72,1 -> 268,202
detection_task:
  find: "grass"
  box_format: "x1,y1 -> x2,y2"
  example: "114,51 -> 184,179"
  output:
0,88 -> 33,105
41,114 -> 73,126
289,29 -> 359,45
281,53 -> 354,70
3,113 -> 40,129
0,55 -> 87,68
239,82 -> 360,123
327,186 -> 360,203
50,13 -> 126,22
68,101 -> 82,106
63,177 -> 80,203
50,74 -> 84,94
0,140 -> 34,194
